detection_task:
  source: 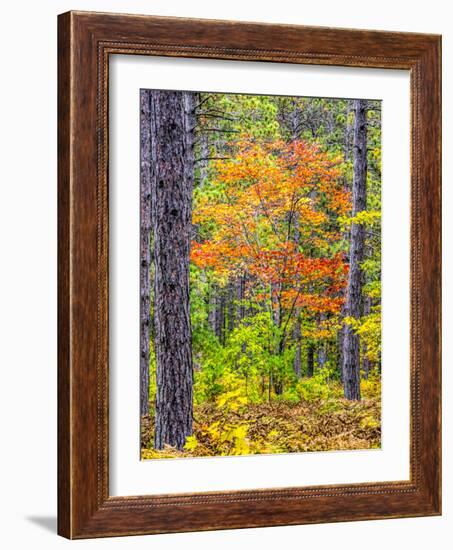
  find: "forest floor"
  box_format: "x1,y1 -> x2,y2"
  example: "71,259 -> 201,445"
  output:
141,382 -> 381,459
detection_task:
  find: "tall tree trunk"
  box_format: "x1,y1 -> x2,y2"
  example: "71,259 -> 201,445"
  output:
344,100 -> 353,162
293,318 -> 302,378
140,91 -> 151,416
307,344 -> 315,378
271,281 -> 284,395
208,285 -> 217,333
337,298 -> 346,381
237,274 -> 246,322
362,295 -> 372,379
215,291 -> 225,343
317,343 -> 327,369
337,101 -> 354,383
290,99 -> 301,141
208,285 -> 226,342
342,99 -> 367,401
292,211 -> 303,377
198,130 -> 209,188
270,282 -> 281,328
227,279 -> 236,333
151,90 -> 195,450
317,313 -> 327,369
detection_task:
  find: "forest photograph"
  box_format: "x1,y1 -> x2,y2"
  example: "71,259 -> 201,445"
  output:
140,89 -> 382,459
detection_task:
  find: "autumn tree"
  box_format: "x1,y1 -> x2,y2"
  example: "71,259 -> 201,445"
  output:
151,90 -> 195,450
192,138 -> 349,394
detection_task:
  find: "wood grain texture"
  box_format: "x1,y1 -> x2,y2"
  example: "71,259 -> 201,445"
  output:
57,11 -> 71,538
57,10 -> 441,539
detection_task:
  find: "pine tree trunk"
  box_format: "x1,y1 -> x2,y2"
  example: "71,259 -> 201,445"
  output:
290,99 -> 301,141
151,90 -> 195,450
208,285 -> 217,333
227,279 -> 236,333
293,318 -> 302,378
140,90 -> 151,416
199,131 -> 209,188
292,212 -> 303,377
215,291 -> 225,343
362,295 -> 372,379
317,343 -> 327,369
237,274 -> 246,322
317,313 -> 327,369
307,344 -> 315,378
337,300 -> 346,381
342,99 -> 367,401
344,100 -> 353,162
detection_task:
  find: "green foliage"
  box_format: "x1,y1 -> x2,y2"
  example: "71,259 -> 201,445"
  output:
361,372 -> 382,400
296,368 -> 342,402
338,210 -> 381,229
344,309 -> 381,362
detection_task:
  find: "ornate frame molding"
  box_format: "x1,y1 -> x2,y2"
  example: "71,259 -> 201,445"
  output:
58,11 -> 441,538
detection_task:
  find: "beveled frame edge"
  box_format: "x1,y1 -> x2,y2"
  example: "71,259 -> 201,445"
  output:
57,10 -> 441,539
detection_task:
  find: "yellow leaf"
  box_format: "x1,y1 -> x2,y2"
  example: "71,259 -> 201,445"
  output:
184,435 -> 199,451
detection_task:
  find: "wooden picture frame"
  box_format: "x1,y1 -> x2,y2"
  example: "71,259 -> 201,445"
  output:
58,10 -> 441,539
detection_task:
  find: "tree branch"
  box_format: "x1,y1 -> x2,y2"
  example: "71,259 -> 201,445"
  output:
194,156 -> 230,163
194,128 -> 240,134
193,95 -> 214,111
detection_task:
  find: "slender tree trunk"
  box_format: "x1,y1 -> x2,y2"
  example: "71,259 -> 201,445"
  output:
199,131 -> 209,188
270,282 -> 280,328
208,285 -> 217,333
151,90 -> 195,450
140,90 -> 151,416
237,274 -> 246,322
290,99 -> 301,141
362,295 -> 372,379
317,313 -> 327,369
307,344 -> 315,378
227,279 -> 236,333
292,212 -> 303,377
208,285 -> 226,342
344,100 -> 353,162
293,318 -> 302,378
317,343 -> 327,369
271,281 -> 284,395
337,299 -> 346,381
337,100 -> 354,383
215,291 -> 226,343
342,99 -> 367,401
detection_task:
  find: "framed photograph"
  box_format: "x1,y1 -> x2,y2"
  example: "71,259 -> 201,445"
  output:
58,11 -> 441,539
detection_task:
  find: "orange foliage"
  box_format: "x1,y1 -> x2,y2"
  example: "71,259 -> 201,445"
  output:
191,137 -> 351,318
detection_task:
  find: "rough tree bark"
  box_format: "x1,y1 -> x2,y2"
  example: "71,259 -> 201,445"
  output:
151,90 -> 195,450
140,90 -> 151,416
342,99 -> 367,401
362,295 -> 372,379
337,100 -> 354,382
